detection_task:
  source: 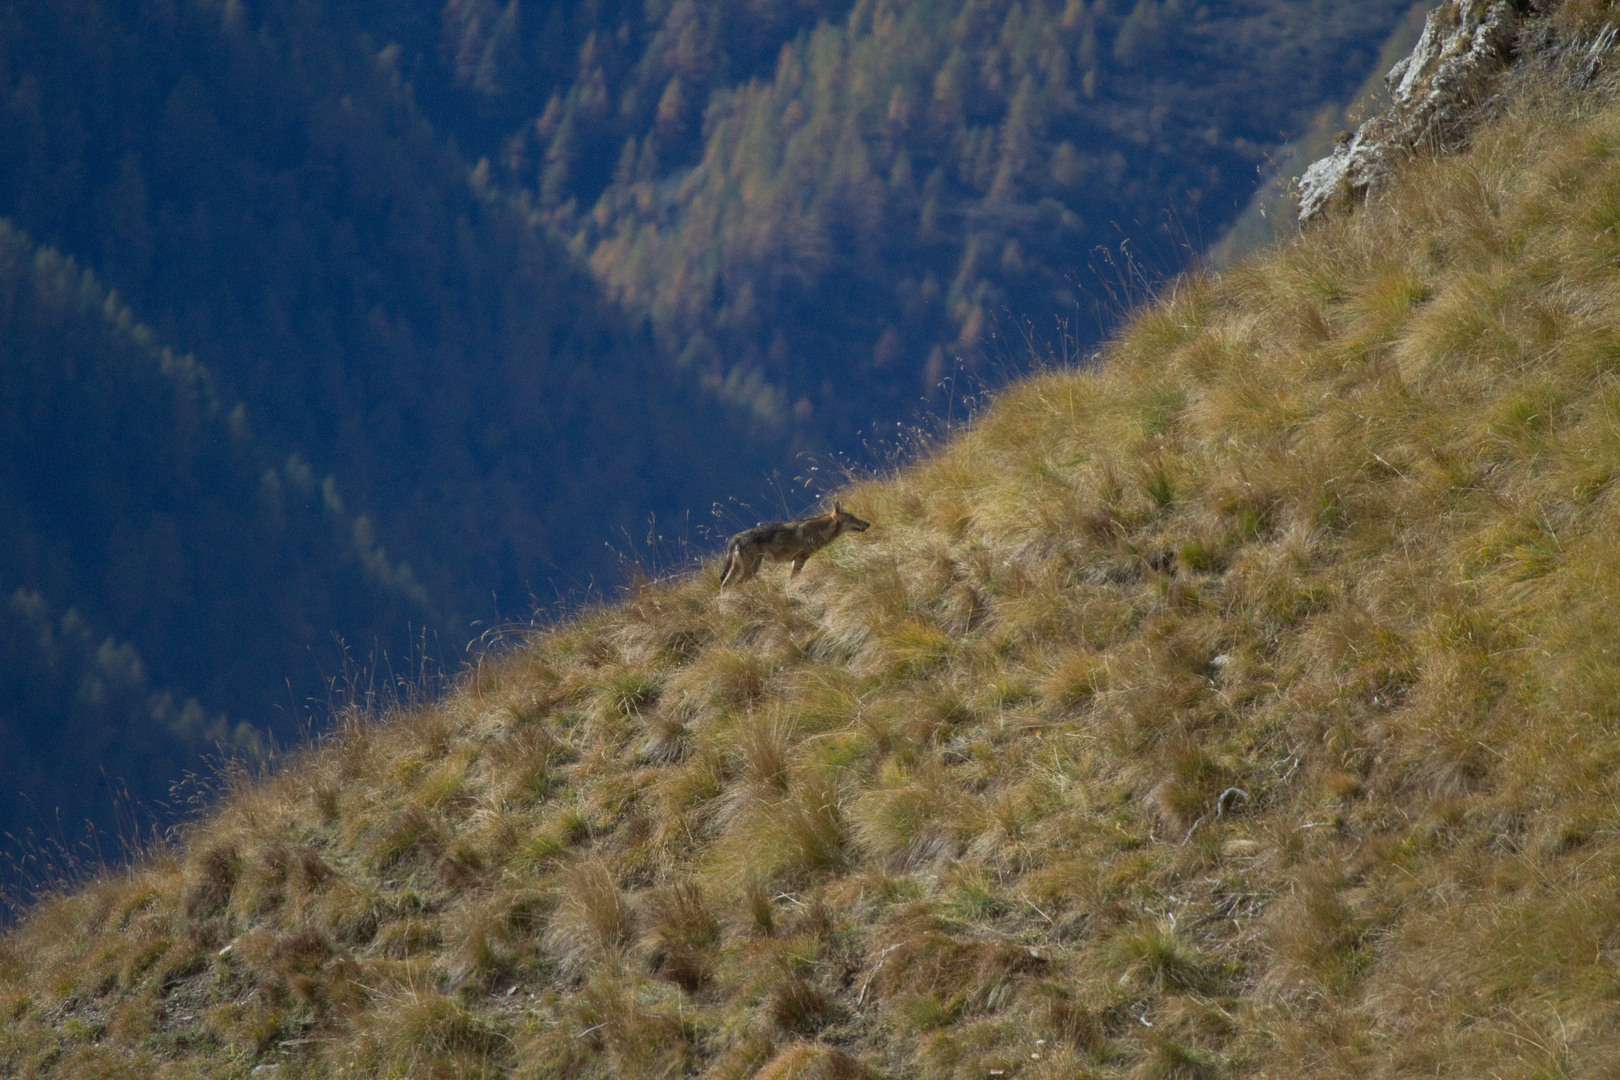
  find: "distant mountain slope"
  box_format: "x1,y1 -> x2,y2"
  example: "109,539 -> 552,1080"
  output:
0,0 -> 778,841
0,0 -> 770,620
0,219 -> 429,845
343,0 -> 1424,443
10,4 -> 1620,1078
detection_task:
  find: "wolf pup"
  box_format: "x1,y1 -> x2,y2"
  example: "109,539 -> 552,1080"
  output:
719,502 -> 870,588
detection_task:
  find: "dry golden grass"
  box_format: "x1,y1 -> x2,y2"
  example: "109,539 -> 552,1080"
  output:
21,24 -> 1620,1079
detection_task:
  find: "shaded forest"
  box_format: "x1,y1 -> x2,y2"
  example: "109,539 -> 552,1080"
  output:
0,0 -> 772,852
350,0 -> 1424,440
0,220 -> 345,845
0,0 -> 767,617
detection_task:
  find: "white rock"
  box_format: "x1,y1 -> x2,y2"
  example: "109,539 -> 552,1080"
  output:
1299,0 -> 1526,223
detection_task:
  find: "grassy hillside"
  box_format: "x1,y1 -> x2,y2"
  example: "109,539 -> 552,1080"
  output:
16,18 -> 1620,1080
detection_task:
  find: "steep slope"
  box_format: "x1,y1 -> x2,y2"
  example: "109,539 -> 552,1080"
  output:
14,4 -> 1620,1079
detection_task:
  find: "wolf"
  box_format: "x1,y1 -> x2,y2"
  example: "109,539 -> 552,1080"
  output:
719,502 -> 870,588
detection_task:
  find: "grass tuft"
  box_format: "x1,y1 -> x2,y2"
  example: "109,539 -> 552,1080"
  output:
768,974 -> 839,1036
644,879 -> 720,991
181,842 -> 240,918
367,978 -> 508,1076
1138,1034 -> 1225,1080
549,858 -> 634,967
754,1043 -> 875,1080
1113,923 -> 1222,995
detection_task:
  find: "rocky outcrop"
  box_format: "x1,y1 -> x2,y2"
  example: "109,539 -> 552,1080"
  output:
1299,0 -> 1526,223
1297,0 -> 1617,224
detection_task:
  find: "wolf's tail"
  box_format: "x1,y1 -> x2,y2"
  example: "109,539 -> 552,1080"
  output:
719,540 -> 737,588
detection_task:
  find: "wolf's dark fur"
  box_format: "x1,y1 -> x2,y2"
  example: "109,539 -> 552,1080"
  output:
719,502 -> 870,588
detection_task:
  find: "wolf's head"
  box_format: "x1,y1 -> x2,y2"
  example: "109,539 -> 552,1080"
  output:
832,502 -> 870,533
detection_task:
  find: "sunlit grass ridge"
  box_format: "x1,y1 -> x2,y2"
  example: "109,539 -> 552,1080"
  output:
15,45 -> 1620,1080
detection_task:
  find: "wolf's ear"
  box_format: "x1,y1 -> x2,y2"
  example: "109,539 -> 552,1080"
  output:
834,501 -> 843,514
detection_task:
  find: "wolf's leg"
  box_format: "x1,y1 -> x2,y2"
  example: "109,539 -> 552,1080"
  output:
733,547 -> 762,586
719,544 -> 737,588
790,555 -> 807,577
